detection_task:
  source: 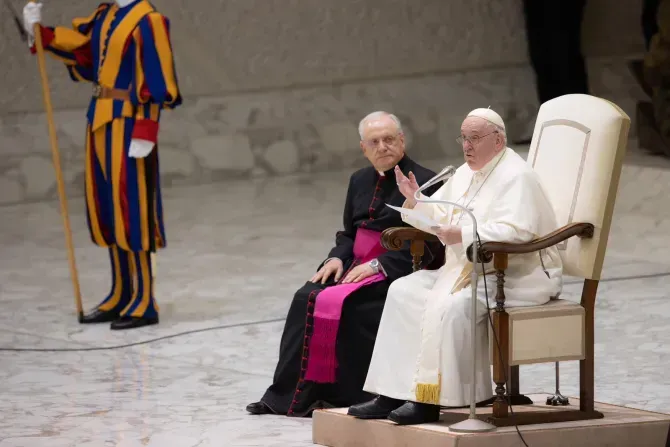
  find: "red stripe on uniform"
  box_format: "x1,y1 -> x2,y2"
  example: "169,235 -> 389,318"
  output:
90,133 -> 108,241
120,150 -> 130,236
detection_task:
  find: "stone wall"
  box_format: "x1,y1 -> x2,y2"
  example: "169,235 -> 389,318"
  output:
0,0 -> 647,205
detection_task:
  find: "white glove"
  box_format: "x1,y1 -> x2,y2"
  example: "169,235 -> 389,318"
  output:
23,2 -> 42,46
128,139 -> 154,158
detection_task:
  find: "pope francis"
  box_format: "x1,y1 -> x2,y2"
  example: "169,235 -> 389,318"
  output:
347,107 -> 563,425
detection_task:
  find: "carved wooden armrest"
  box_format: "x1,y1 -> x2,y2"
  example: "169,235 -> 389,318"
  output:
381,227 -> 440,272
381,227 -> 440,251
469,222 -> 595,263
474,222 -> 594,316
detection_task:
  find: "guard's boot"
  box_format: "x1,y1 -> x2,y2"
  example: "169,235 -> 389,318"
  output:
111,250 -> 159,330
81,245 -> 132,324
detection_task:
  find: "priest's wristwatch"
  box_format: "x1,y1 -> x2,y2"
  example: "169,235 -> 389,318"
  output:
369,259 -> 380,274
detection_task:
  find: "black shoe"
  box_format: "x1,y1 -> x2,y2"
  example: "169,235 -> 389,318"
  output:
110,316 -> 159,330
246,401 -> 272,415
347,395 -> 404,419
388,401 -> 440,425
80,309 -> 120,324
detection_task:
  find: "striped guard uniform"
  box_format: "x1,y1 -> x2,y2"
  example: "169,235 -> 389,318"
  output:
31,0 -> 181,321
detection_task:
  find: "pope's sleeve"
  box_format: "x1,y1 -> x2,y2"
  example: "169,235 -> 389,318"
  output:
399,180 -> 450,235
29,5 -> 107,83
131,12 -> 182,143
460,172 -> 540,255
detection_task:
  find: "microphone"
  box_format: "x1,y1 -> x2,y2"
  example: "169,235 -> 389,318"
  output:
414,165 -> 456,200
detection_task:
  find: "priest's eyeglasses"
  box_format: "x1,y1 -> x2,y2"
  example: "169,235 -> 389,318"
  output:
363,134 -> 400,148
456,131 -> 498,146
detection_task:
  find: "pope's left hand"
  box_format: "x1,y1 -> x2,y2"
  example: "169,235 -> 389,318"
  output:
341,263 -> 375,284
431,224 -> 462,245
128,139 -> 154,158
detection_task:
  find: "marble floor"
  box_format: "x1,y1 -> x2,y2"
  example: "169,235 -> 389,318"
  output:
1,143 -> 670,446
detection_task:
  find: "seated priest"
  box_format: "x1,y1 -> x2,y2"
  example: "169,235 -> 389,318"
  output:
348,107 -> 564,425
246,111 -> 443,417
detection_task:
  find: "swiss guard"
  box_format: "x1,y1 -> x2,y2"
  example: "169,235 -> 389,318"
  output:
22,0 -> 182,330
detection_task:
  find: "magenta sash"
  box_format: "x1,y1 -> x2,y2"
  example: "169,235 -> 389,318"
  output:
304,228 -> 387,383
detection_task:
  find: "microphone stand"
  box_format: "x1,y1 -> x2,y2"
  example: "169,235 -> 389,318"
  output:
411,173 -> 497,433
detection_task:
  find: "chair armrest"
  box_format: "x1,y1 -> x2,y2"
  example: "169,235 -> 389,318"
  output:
381,227 -> 440,251
469,222 -> 595,262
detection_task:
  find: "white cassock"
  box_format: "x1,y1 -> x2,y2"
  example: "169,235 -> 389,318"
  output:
363,147 -> 563,407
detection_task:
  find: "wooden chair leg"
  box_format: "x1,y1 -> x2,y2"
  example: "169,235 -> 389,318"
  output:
492,310 -> 509,417
410,240 -> 424,272
492,253 -> 510,418
484,278 -> 604,427
509,365 -> 520,395
580,279 -> 599,412
508,365 -> 533,405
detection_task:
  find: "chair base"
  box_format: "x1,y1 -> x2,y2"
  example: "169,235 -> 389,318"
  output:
546,392 -> 570,406
485,409 -> 604,427
510,394 -> 534,405
441,394 -> 534,409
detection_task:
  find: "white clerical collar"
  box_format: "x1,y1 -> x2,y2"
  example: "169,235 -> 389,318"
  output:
470,146 -> 507,177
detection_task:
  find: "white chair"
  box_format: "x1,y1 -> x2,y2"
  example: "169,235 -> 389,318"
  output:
382,94 -> 630,426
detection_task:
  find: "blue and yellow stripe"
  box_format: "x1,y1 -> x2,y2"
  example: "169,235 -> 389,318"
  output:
133,12 -> 181,108
39,4 -> 110,82
97,245 -> 132,312
122,250 -> 159,318
84,118 -> 166,253
39,1 -> 181,133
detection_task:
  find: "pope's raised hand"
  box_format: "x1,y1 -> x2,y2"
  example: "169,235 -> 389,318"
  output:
394,165 -> 419,204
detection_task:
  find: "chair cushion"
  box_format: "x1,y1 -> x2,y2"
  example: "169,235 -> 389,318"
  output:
504,298 -> 583,317
489,299 -> 586,366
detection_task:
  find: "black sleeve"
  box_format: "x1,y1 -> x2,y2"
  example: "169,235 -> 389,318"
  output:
376,179 -> 443,282
324,174 -> 356,265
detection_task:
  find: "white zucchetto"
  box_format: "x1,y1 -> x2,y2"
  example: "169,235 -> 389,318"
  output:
467,107 -> 505,129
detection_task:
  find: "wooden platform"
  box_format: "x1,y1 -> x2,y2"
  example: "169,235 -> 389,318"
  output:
312,394 -> 670,447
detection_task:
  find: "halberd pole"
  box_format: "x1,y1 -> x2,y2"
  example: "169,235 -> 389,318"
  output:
32,20 -> 85,322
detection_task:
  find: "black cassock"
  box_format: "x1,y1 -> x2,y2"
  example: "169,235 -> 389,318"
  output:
260,155 -> 443,416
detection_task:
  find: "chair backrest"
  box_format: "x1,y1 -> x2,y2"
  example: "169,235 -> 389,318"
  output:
526,94 -> 630,280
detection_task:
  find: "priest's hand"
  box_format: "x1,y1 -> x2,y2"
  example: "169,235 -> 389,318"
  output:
394,166 -> 419,207
341,263 -> 374,284
311,258 -> 344,284
431,224 -> 462,245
